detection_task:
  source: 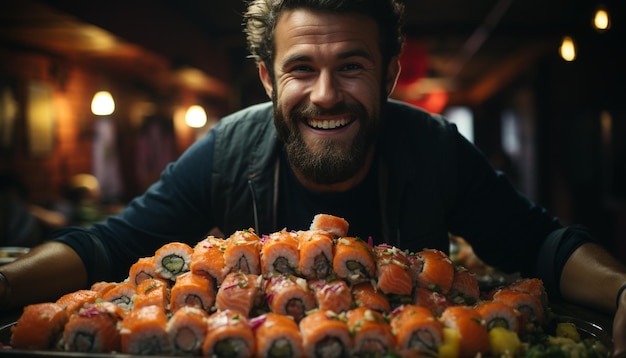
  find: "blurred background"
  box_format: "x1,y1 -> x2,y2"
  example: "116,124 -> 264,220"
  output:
0,0 -> 624,258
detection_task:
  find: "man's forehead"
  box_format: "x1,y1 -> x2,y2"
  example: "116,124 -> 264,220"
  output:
274,9 -> 381,58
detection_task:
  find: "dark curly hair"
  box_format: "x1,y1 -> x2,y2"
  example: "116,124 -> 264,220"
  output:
243,0 -> 405,77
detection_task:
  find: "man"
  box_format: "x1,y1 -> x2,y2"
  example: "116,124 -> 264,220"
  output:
1,0 -> 625,354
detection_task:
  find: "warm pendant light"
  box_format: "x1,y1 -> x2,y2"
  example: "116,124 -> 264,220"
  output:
185,105 -> 207,128
559,36 -> 576,62
91,91 -> 115,116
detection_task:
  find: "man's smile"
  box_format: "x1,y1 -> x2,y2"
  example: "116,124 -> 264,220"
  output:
305,116 -> 355,130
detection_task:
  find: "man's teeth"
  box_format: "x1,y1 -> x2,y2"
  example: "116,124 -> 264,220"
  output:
308,118 -> 350,129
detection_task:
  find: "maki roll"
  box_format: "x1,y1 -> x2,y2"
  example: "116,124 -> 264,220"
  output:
202,309 -> 256,358
128,257 -> 157,286
224,229 -> 261,275
190,236 -> 229,286
55,289 -> 100,318
333,236 -> 376,284
352,282 -> 391,313
132,277 -> 170,311
166,306 -> 209,356
389,304 -> 443,356
119,304 -> 172,355
101,281 -> 136,311
475,301 -> 521,332
439,305 -> 490,358
309,278 -> 353,314
252,313 -> 303,358
153,242 -> 194,280
297,229 -> 334,280
447,266 -> 480,305
11,302 -> 68,350
261,230 -> 300,276
216,272 -> 263,317
170,271 -> 216,314
299,310 -> 353,358
413,287 -> 450,316
373,244 -> 413,296
309,213 -> 349,238
346,307 -> 396,357
413,249 -> 455,294
265,273 -> 316,322
62,301 -> 126,353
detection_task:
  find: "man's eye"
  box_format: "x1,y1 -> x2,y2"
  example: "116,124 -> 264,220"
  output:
291,65 -> 313,73
341,63 -> 363,71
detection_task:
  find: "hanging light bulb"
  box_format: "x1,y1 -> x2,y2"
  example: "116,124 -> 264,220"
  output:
593,7 -> 610,31
559,36 -> 576,62
91,91 -> 115,115
185,105 -> 207,128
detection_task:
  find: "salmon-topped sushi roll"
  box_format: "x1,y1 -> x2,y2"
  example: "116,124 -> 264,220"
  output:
119,304 -> 172,355
202,309 -> 256,358
252,313 -> 303,358
166,306 -> 209,356
56,289 -> 100,318
310,213 -> 349,238
447,266 -> 480,305
216,272 -> 263,317
373,244 -> 413,296
154,242 -> 194,280
309,278 -> 353,314
90,281 -> 117,297
346,307 -> 395,357
299,310 -> 353,358
389,304 -> 443,356
298,229 -> 335,280
190,236 -> 229,286
333,236 -> 376,284
474,301 -> 521,333
352,282 -> 391,313
63,301 -> 126,353
224,229 -> 261,275
102,281 -> 136,311
132,277 -> 170,311
413,287 -> 450,316
128,256 -> 157,286
170,271 -> 216,314
439,305 -> 490,358
414,249 -> 455,294
492,287 -> 545,328
11,302 -> 68,350
265,273 -> 316,322
261,230 -> 300,276
507,278 -> 548,311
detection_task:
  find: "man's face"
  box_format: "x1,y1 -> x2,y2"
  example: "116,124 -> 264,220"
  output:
259,9 -> 398,186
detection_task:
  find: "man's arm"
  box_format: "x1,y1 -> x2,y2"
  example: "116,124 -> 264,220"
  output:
0,241 -> 87,310
560,242 -> 626,356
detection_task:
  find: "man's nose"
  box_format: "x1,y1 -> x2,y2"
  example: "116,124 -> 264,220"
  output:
310,70 -> 342,109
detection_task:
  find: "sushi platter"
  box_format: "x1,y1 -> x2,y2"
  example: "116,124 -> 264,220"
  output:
0,214 -> 613,357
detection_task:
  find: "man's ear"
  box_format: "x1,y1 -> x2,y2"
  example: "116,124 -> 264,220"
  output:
385,56 -> 401,97
258,62 -> 274,99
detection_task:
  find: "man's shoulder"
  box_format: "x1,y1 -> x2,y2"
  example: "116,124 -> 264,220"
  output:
219,101 -> 274,128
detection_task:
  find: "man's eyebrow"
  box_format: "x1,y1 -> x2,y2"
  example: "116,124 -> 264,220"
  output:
280,49 -> 375,68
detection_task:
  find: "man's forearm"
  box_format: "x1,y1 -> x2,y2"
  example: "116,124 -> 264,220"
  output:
560,242 -> 626,313
0,241 -> 88,310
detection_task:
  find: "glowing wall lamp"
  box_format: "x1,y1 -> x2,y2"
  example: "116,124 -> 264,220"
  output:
185,105 -> 207,128
91,91 -> 115,116
593,6 -> 611,31
559,36 -> 576,62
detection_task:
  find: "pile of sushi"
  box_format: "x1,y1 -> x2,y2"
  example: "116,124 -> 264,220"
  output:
8,214 -> 609,357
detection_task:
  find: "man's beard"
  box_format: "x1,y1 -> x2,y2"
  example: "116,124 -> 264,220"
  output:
274,98 -> 381,185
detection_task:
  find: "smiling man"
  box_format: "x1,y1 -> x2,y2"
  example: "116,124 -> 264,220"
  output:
1,0 -> 626,356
